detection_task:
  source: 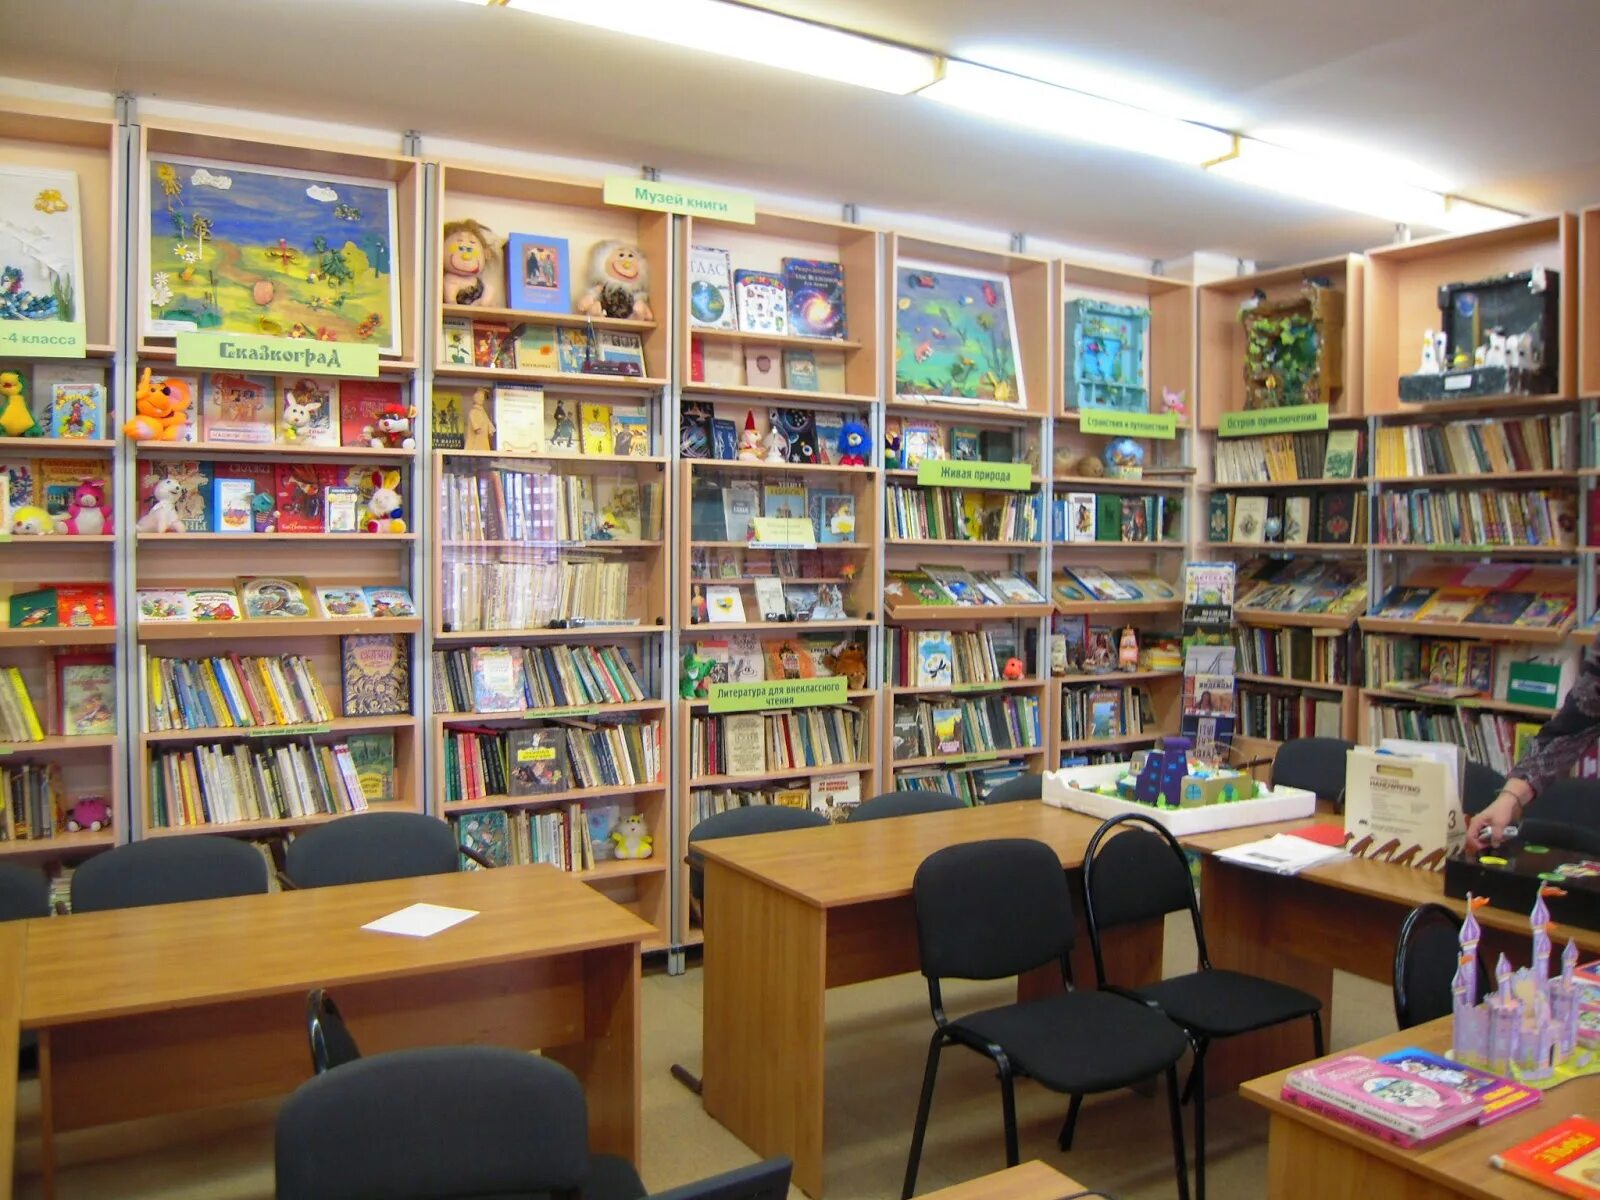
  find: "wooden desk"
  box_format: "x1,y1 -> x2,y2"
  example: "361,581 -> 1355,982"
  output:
698,802 -> 1162,1199
1,924 -> 23,1200
1241,1018 -> 1589,1199
920,1160 -> 1090,1199
22,866 -> 651,1199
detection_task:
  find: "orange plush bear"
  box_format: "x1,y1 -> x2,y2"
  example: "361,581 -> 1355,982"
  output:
123,367 -> 191,441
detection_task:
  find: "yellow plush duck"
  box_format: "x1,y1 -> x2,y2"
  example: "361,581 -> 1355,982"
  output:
0,371 -> 40,438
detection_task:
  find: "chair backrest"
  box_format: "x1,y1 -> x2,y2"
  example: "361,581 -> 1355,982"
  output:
1394,902 -> 1483,1029
1526,778 -> 1600,832
285,812 -> 460,890
1518,817 -> 1600,857
306,989 -> 362,1075
686,805 -> 829,902
646,1158 -> 794,1200
912,838 -> 1074,984
1083,814 -> 1205,986
71,835 -> 269,913
851,789 -> 966,823
0,861 -> 49,921
981,773 -> 1042,804
1271,737 -> 1356,803
1462,761 -> 1506,816
275,1046 -> 591,1200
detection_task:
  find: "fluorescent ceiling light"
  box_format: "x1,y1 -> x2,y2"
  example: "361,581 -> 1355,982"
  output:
474,0 -> 941,94
920,60 -> 1235,165
1436,196 -> 1522,234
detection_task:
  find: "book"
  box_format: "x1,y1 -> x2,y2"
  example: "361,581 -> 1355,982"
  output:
744,346 -> 782,390
340,634 -> 410,717
1492,1116 -> 1600,1195
430,387 -> 465,450
56,653 -> 115,737
901,422 -> 942,469
468,645 -> 524,712
8,588 -> 56,629
337,380 -> 403,447
324,485 -> 359,532
705,585 -> 746,623
507,727 -> 571,795
441,318 -> 474,366
810,772 -> 860,823
492,385 -> 545,454
136,588 -> 192,623
473,322 -> 514,369
679,403 -> 713,459
1518,593 -> 1578,629
721,480 -> 760,541
346,731 -> 396,804
1416,587 -> 1486,623
49,376 -> 104,440
516,324 -> 559,372
597,331 -> 646,375
723,713 -> 767,775
783,349 -> 819,392
1322,429 -> 1360,479
316,586 -> 372,619
210,477 -> 255,533
711,417 -> 737,461
363,586 -> 416,619
1231,495 -> 1268,543
1374,1047 -> 1539,1125
734,270 -> 787,335
762,480 -> 807,522
1283,496 -> 1310,545
277,377 -> 338,446
581,403 -> 613,455
611,406 -> 649,458
914,631 -> 954,687
924,565 -> 993,606
200,372 -> 274,443
187,586 -> 241,621
688,245 -> 736,330
932,705 -> 963,754
782,258 -> 846,339
273,463 -> 330,534
1466,591 -> 1534,625
1282,1054 -> 1481,1143
885,569 -> 952,608
775,408 -> 818,464
237,576 -> 313,620
505,232 -> 571,313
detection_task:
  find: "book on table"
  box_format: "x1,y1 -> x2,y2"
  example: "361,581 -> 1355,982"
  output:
1491,1116 -> 1600,1196
1282,1053 -> 1482,1146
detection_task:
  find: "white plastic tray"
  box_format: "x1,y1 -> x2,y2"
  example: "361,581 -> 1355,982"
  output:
1042,763 -> 1317,835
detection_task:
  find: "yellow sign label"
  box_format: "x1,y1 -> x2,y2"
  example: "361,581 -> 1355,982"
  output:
1218,404 -> 1329,437
516,746 -> 557,762
0,320 -> 87,358
1079,410 -> 1178,439
603,176 -> 756,224
176,332 -> 380,377
916,459 -> 1031,490
707,676 -> 849,714
751,516 -> 816,547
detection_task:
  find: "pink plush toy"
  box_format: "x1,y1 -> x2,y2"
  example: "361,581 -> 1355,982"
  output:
57,479 -> 111,536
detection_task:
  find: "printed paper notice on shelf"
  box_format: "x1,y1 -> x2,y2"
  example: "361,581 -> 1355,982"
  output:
1217,404 -> 1329,437
750,516 -> 816,548
362,902 -> 479,938
1079,410 -> 1178,439
917,459 -> 1031,490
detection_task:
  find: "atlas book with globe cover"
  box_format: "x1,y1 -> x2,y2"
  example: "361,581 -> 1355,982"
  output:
688,245 -> 735,330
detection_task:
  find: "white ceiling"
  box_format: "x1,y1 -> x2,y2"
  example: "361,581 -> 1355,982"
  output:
5,0 -> 1600,264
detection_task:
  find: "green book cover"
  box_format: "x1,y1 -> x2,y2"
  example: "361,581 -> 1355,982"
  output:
346,731 -> 396,805
1095,494 -> 1123,542
1506,661 -> 1562,711
7,587 -> 58,630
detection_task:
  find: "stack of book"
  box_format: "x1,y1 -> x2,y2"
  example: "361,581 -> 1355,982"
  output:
1052,568 -> 1180,606
1234,625 -> 1351,684
143,652 -> 332,731
892,762 -> 1023,804
1235,559 -> 1368,618
884,566 -> 1048,611
1374,412 -> 1575,477
688,476 -> 858,544
452,804 -> 612,873
688,772 -> 862,827
1371,579 -> 1576,629
1209,491 -> 1367,545
439,465 -> 663,544
431,643 -> 646,713
6,583 -> 114,630
687,708 -> 867,776
1,761 -> 66,841
147,738 -> 369,827
885,627 -> 1023,689
890,693 -> 1042,760
439,554 -> 638,632
1060,684 -> 1154,742
1238,683 -> 1345,741
886,485 -> 1041,542
1213,428 -> 1364,483
1367,703 -> 1543,775
442,717 -> 662,805
1051,491 -> 1184,543
1375,488 -> 1576,549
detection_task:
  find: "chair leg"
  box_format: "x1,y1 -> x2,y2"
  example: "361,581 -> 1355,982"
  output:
902,1030 -> 946,1200
1165,1065 -> 1191,1200
1192,1046 -> 1206,1200
997,1053 -> 1020,1168
1311,1010 -> 1326,1058
1057,1094 -> 1084,1151
669,1063 -> 703,1095
1181,1038 -> 1209,1105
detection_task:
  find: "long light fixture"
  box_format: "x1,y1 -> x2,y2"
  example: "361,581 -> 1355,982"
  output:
920,60 -> 1234,165
475,0 -> 942,95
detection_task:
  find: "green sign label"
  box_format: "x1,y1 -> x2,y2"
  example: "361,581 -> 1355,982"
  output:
951,682 -> 1005,694
0,320 -> 87,359
707,676 -> 848,714
1079,410 -> 1178,439
946,750 -> 1009,765
249,723 -> 332,737
177,332 -> 380,377
603,176 -> 756,224
1218,404 -> 1329,437
529,705 -> 597,719
917,459 -> 1031,491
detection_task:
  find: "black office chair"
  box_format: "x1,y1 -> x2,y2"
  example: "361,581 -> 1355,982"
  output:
851,789 -> 966,822
1524,777 -> 1600,832
274,1045 -> 646,1200
1462,761 -> 1506,816
71,835 -> 270,913
982,774 -> 1042,804
646,1158 -> 793,1200
1,862 -> 49,1075
1270,737 -> 1355,804
902,838 -> 1190,1200
1083,814 -> 1322,1200
285,812 -> 460,889
306,989 -> 363,1075
673,804 -> 831,1095
1393,902 -> 1484,1030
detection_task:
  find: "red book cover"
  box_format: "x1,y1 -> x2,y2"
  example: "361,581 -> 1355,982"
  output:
337,380 -> 403,447
52,583 -> 114,628
273,464 -> 343,533
1492,1116 -> 1600,1196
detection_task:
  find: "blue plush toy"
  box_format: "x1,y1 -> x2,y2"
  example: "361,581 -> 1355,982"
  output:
838,420 -> 872,467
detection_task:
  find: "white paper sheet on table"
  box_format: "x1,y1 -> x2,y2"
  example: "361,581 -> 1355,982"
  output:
362,902 -> 479,937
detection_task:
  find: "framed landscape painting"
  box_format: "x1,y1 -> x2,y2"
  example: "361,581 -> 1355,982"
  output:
143,155 -> 401,353
0,165 -> 83,323
894,260 -> 1024,407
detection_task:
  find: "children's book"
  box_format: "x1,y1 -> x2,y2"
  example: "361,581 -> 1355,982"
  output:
923,565 -> 993,606
762,480 -> 807,522
784,349 -> 819,392
8,588 -> 56,629
932,705 -> 963,754
317,586 -> 372,619
472,322 -> 513,369
1491,1115 -> 1600,1195
237,576 -> 313,620
364,585 -> 416,618
139,460 -> 210,532
1067,566 -> 1137,603
56,653 -> 116,737
340,634 -> 409,717
1282,1054 -> 1481,1143
200,372 -> 275,443
809,492 -> 856,544
456,810 -> 512,868
49,377 -> 104,439
884,570 -> 951,609
1283,495 -> 1311,545
705,585 -> 746,623
914,631 -> 954,687
688,245 -> 736,330
949,427 -> 980,461
982,572 -> 1047,604
1374,1047 -> 1539,1125
546,399 -> 579,454
597,331 -> 646,375
1230,495 -> 1268,543
273,463 -> 330,534
1517,593 -> 1578,628
466,645 -> 524,713
611,406 -> 650,457
810,773 -> 860,823
36,459 -> 103,528
744,347 -> 782,390
783,584 -> 819,621
813,412 -> 843,465
210,477 -> 256,533
782,258 -> 846,340
337,380 -> 403,447
430,387 -> 465,450
734,270 -> 787,335
346,731 -> 396,804
775,408 -> 818,463
516,324 -> 560,373
1416,587 -> 1487,623
508,727 -> 571,795
492,385 -> 545,454
556,328 -> 593,373
724,713 -> 767,776
1066,493 -> 1096,543
1322,429 -> 1361,479
277,377 -> 338,446
595,478 -> 643,539
1466,591 -> 1534,625
710,417 -> 737,461
579,404 -> 613,455
136,588 -> 192,623
1089,689 -> 1121,738
679,403 -> 713,460
721,480 -> 760,541
900,422 -> 942,469
324,486 -> 359,532
505,232 -> 572,314
187,586 -> 241,621
442,318 -> 474,366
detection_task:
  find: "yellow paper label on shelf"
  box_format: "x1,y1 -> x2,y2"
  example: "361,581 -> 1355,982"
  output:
707,676 -> 849,714
528,706 -> 597,719
1218,404 -> 1329,437
248,724 -> 331,737
176,332 -> 380,377
751,516 -> 817,547
603,176 -> 756,224
516,746 -> 557,762
917,459 -> 1031,490
1079,410 -> 1178,439
0,320 -> 87,358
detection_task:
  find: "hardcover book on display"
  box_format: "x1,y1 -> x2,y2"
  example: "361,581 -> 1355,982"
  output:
505,233 -> 571,314
734,269 -> 787,335
782,258 -> 846,340
688,245 -> 735,330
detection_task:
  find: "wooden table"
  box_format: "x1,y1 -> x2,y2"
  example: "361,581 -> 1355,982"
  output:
21,865 -> 651,1199
698,801 -> 1162,1199
1,924 -> 23,1200
920,1160 -> 1090,1199
1242,1017 -> 1592,1199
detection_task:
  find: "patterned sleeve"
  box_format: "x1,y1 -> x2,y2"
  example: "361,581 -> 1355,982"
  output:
1507,631 -> 1600,797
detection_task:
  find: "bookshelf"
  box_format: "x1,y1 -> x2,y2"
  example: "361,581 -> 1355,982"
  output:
0,98 -> 123,858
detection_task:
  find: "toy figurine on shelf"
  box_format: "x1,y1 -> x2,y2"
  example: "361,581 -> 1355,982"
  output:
441,219 -> 503,307
1416,330 -> 1446,375
1002,657 -> 1026,681
689,585 -> 709,626
56,479 -> 110,536
0,371 -> 40,437
465,388 -> 495,452
1103,438 -> 1145,479
1160,387 -> 1187,418
822,641 -> 868,690
610,813 -> 653,859
738,410 -> 762,461
363,470 -> 406,534
576,240 -> 652,321
837,420 -> 871,467
763,415 -> 789,464
135,477 -> 185,534
123,367 -> 190,441
680,651 -> 715,698
8,505 -> 53,535
366,402 -> 417,450
1118,627 -> 1139,671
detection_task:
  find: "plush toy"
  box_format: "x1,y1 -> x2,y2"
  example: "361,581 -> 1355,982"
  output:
136,477 -> 186,533
9,504 -> 53,535
737,411 -> 762,461
576,240 -> 652,321
465,388 -> 495,452
1075,453 -> 1106,479
279,381 -> 324,441
366,402 -> 417,450
680,652 -> 716,699
1002,657 -> 1026,681
0,371 -> 39,437
364,470 -> 406,534
883,431 -> 902,468
441,218 -> 503,307
64,797 -> 112,833
610,813 -> 654,859
837,420 -> 871,467
822,642 -> 869,690
251,490 -> 278,533
123,368 -> 191,441
1161,387 -> 1188,418
56,480 -> 111,536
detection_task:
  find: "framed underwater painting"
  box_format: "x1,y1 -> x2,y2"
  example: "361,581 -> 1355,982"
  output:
894,261 -> 1024,407
143,155 -> 401,354
0,165 -> 84,323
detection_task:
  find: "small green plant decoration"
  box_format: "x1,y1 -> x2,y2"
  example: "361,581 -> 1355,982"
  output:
1240,282 -> 1344,410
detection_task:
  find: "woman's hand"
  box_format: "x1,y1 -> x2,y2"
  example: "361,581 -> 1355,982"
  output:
1468,789 -> 1527,852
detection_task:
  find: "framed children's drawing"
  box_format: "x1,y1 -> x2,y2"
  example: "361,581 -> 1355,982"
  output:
894,260 -> 1024,407
0,165 -> 84,323
143,155 -> 401,353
